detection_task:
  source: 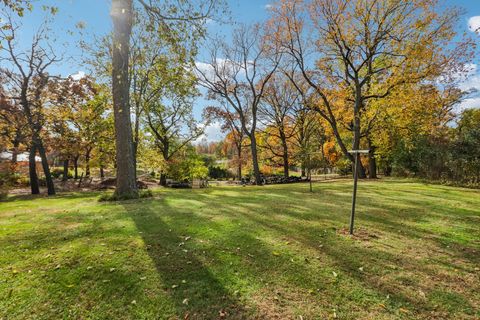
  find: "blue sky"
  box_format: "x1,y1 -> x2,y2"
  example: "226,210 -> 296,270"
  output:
8,0 -> 480,141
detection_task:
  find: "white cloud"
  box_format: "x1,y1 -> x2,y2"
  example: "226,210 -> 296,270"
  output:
468,16 -> 480,34
194,121 -> 224,143
71,71 -> 86,80
265,4 -> 273,10
455,97 -> 480,112
456,63 -> 480,94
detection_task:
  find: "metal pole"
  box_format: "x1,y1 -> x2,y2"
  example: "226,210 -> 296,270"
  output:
349,153 -> 359,235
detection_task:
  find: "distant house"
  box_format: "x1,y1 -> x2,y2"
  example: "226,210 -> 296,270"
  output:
0,151 -> 42,175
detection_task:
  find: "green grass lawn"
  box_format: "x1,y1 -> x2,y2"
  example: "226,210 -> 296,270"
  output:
1,179 -> 479,319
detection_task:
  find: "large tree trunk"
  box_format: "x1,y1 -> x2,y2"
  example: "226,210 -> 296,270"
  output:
28,145 -> 40,195
159,172 -> 167,186
62,159 -> 69,181
111,0 -> 138,198
249,134 -> 262,185
36,139 -> 55,195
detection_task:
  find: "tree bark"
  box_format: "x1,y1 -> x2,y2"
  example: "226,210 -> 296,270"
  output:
62,159 -> 69,181
367,137 -> 377,179
85,148 -> 91,177
28,145 -> 40,195
111,0 -> 138,197
36,138 -> 55,195
100,165 -> 105,179
159,172 -> 167,186
249,134 -> 262,185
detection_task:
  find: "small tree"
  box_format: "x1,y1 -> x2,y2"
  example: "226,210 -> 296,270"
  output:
0,13 -> 60,195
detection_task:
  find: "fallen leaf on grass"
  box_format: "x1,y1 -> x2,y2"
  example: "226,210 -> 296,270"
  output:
272,251 -> 281,256
131,300 -> 137,305
172,284 -> 178,289
110,268 -> 116,272
140,276 -> 147,280
54,264 -> 61,270
182,298 -> 189,305
358,267 -> 364,272
399,308 -> 409,313
332,271 -> 338,278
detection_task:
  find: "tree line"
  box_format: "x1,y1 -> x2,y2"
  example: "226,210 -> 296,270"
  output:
1,0 -> 479,198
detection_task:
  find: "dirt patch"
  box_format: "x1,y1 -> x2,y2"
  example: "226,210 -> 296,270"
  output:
337,227 -> 380,241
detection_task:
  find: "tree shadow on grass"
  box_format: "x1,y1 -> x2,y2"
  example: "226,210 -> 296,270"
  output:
2,191 -> 101,203
122,200 -> 252,320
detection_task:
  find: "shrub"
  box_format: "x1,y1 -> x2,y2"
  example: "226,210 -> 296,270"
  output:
208,166 -> 233,180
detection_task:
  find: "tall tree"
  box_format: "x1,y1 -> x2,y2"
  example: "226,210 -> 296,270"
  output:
111,0 -> 137,197
259,75 -> 300,177
268,0 -> 473,178
145,87 -> 203,185
109,0 -> 219,197
0,14 -> 59,195
196,25 -> 281,184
